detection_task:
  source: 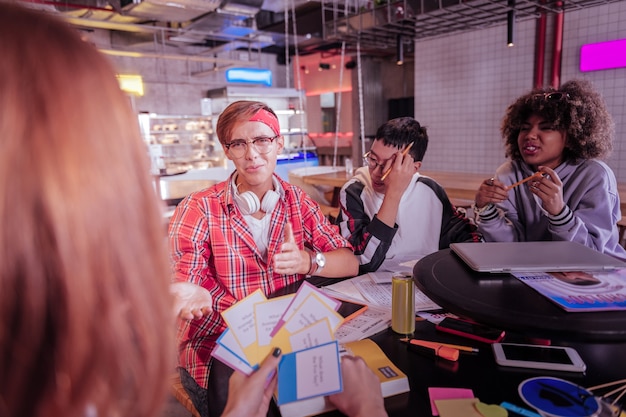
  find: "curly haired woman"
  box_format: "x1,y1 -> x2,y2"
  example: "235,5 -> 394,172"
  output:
473,79 -> 626,260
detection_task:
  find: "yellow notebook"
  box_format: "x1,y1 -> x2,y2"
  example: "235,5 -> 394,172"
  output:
277,338 -> 409,417
342,338 -> 410,398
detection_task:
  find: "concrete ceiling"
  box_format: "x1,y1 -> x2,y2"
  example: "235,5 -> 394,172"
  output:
32,0 -> 624,67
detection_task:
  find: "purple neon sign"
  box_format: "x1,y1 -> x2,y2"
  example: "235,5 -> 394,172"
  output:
580,38 -> 626,72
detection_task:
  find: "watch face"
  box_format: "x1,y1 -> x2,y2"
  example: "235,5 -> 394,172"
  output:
315,252 -> 326,268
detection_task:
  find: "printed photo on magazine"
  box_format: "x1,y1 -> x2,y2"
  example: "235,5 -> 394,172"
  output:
513,269 -> 626,312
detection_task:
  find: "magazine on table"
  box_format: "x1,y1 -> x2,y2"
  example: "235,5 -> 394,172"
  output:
321,272 -> 440,312
512,269 -> 626,312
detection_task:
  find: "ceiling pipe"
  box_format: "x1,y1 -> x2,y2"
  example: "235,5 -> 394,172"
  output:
99,48 -> 246,65
507,0 -> 516,47
396,35 -> 404,65
550,1 -> 564,89
24,0 -> 115,13
533,2 -> 547,88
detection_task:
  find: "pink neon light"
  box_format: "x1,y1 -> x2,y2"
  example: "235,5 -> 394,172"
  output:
580,38 -> 626,72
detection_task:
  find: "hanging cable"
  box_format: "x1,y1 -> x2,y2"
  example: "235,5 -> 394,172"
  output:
289,0 -> 307,154
283,3 -> 290,89
333,41 -> 346,168
292,0 -> 307,151
357,40 -> 366,158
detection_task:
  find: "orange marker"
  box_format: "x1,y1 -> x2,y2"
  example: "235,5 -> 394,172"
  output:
401,339 -> 460,361
380,142 -> 414,181
404,339 -> 479,353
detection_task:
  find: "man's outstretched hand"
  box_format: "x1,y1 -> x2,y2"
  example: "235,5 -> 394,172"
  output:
170,282 -> 213,320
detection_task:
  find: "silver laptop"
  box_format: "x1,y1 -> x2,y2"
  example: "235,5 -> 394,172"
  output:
450,241 -> 626,273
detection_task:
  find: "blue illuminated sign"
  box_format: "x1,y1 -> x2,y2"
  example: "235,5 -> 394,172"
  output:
225,68 -> 273,86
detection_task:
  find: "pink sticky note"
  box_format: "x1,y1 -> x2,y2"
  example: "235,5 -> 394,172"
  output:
428,387 -> 475,416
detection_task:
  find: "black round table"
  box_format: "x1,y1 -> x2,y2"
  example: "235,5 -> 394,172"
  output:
206,274 -> 626,417
413,249 -> 626,342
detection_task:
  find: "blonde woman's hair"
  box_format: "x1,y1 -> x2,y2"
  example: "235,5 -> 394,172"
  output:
0,4 -> 174,417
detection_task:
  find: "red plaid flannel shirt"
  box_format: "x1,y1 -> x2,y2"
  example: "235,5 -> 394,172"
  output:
168,174 -> 351,389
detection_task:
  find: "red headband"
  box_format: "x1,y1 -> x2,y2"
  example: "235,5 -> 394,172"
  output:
249,108 -> 280,136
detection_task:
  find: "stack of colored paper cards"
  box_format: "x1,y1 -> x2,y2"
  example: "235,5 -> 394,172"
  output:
210,282 -> 347,405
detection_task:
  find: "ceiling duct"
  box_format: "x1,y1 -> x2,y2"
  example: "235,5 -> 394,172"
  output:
47,0 -> 140,23
184,0 -> 264,40
219,0 -> 263,16
48,0 -> 221,22
121,0 -> 222,22
50,0 -> 274,64
53,0 -> 113,12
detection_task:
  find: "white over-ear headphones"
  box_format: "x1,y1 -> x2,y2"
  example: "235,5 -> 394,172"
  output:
232,175 -> 281,215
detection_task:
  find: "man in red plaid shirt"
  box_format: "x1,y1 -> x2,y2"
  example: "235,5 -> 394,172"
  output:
169,100 -> 358,417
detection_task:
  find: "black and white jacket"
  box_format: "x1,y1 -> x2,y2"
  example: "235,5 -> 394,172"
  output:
337,167 -> 481,274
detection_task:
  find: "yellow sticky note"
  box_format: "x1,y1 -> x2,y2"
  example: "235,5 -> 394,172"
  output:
435,398 -> 482,417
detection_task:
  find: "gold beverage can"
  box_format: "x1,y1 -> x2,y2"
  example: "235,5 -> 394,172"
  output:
391,272 -> 415,335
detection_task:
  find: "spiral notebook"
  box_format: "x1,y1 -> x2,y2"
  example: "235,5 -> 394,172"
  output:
450,241 -> 626,273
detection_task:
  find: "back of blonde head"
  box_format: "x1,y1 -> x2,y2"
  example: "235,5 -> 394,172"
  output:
0,4 -> 173,417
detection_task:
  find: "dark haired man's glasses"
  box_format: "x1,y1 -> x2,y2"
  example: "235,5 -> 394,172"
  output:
533,92 -> 570,102
225,136 -> 278,159
363,151 -> 393,171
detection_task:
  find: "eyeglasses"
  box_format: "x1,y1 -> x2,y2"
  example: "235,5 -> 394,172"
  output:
363,151 -> 393,171
533,92 -> 570,102
225,135 -> 278,159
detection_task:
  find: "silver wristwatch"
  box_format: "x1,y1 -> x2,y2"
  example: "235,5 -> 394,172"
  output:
308,251 -> 326,276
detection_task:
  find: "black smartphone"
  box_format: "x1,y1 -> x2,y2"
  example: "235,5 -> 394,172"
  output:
435,317 -> 505,343
335,298 -> 369,322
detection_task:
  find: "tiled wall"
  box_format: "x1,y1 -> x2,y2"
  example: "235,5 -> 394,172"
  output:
414,2 -> 626,182
561,3 -> 626,181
